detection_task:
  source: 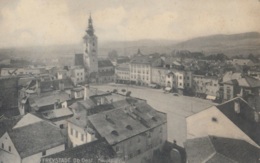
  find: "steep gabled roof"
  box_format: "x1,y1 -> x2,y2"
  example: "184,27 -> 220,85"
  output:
0,116 -> 22,137
74,53 -> 84,67
236,76 -> 260,88
98,59 -> 114,68
217,97 -> 260,146
185,136 -> 259,163
8,121 -> 65,158
41,139 -> 116,162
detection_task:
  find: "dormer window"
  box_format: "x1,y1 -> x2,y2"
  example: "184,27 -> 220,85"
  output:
125,125 -> 133,130
111,130 -> 119,136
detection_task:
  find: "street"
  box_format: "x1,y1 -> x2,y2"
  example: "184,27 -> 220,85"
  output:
92,83 -> 215,147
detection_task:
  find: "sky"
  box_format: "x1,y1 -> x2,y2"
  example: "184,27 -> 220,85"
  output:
0,0 -> 260,48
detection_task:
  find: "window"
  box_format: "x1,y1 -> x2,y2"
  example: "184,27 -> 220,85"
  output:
1,143 -> 4,149
76,131 -> 78,138
60,124 -> 64,129
8,146 -> 11,152
70,128 -> 73,135
81,134 -> 84,141
179,83 -> 182,86
42,151 -> 46,156
115,146 -> 120,152
179,76 -> 182,79
137,149 -> 141,155
129,153 -> 133,158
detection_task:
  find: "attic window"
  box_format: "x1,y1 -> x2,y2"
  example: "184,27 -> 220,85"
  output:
125,125 -> 133,130
212,117 -> 218,122
111,130 -> 119,136
152,117 -> 157,122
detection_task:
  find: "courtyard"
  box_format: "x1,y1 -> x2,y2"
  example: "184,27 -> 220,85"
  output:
92,83 -> 215,147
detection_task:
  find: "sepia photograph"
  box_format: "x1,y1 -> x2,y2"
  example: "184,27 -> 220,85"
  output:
0,0 -> 260,163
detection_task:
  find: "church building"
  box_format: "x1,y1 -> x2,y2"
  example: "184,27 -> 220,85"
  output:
75,14 -> 114,83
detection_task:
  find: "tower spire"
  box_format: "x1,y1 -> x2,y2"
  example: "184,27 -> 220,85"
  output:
86,13 -> 94,36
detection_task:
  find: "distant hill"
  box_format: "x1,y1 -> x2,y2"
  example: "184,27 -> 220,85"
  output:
173,32 -> 260,56
1,32 -> 260,65
99,39 -> 178,57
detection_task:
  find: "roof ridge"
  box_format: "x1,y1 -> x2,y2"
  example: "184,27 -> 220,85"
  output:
202,152 -> 216,163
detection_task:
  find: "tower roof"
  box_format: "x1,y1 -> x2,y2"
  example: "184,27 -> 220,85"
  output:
86,13 -> 94,36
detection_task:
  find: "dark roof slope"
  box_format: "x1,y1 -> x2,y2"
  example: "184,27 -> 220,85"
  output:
216,97 -> 260,146
75,53 -> 84,67
41,139 -> 116,163
130,55 -> 160,64
185,136 -> 260,163
0,116 -> 22,137
237,76 -> 260,88
98,59 -> 114,68
88,102 -> 167,145
8,121 -> 65,158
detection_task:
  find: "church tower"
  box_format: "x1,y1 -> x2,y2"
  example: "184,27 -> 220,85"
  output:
83,14 -> 98,74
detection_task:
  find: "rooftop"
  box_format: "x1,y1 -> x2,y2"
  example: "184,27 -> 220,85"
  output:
130,55 -> 160,65
0,116 -> 22,137
237,76 -> 260,88
42,107 -> 73,120
185,136 -> 260,163
74,53 -> 84,67
98,59 -> 114,68
29,91 -> 70,108
41,138 -> 116,162
8,121 -> 65,158
88,102 -> 167,145
216,97 -> 260,146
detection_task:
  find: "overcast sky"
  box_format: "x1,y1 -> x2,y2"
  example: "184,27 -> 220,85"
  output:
0,0 -> 260,48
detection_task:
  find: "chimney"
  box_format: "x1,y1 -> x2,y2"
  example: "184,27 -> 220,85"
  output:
234,99 -> 240,113
54,99 -> 60,109
59,81 -> 64,91
84,84 -> 90,100
36,79 -> 41,96
254,112 -> 259,123
100,97 -> 105,105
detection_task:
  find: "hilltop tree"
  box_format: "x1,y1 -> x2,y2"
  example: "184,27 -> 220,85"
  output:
107,50 -> 118,60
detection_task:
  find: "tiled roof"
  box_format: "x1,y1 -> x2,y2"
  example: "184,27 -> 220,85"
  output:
40,80 -> 53,92
217,97 -> 260,146
42,107 -> 73,120
130,55 -> 160,64
237,76 -> 260,88
98,59 -> 114,68
8,121 -> 65,158
98,70 -> 115,76
116,63 -> 130,71
185,136 -> 260,163
223,79 -> 238,85
75,53 -> 84,67
52,78 -> 74,90
88,102 -> 167,145
29,91 -> 70,109
222,72 -> 242,83
41,139 -> 116,162
18,77 -> 34,87
0,116 -> 22,137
